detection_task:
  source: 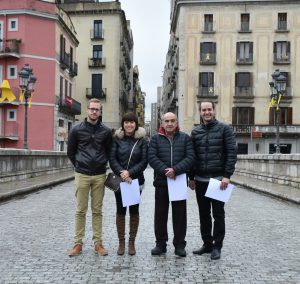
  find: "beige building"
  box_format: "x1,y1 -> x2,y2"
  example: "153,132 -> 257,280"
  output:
162,0 -> 300,154
133,65 -> 145,126
59,0 -> 134,129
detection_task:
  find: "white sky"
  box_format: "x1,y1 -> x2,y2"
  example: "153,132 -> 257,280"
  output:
120,0 -> 171,120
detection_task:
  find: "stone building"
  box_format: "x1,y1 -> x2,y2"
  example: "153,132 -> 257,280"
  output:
162,0 -> 300,154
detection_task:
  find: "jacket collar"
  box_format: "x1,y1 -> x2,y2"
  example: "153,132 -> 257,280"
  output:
114,127 -> 146,139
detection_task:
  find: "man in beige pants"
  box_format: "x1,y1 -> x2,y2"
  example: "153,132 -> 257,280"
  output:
67,98 -> 112,257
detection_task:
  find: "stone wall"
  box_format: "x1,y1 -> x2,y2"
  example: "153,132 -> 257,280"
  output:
0,149 -> 73,183
235,154 -> 300,189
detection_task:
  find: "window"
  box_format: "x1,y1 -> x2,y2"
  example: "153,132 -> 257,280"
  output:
7,109 -> 17,121
93,45 -> 102,59
68,122 -> 72,133
235,72 -> 253,96
232,107 -> 254,125
281,72 -> 291,96
58,119 -> 64,127
204,14 -> 214,32
237,143 -> 248,154
269,107 -> 292,125
240,14 -> 250,32
92,74 -> 103,98
277,13 -> 287,31
65,79 -> 68,98
236,42 -> 253,64
59,76 -> 63,100
199,72 -> 214,96
269,143 -> 291,154
274,41 -> 290,63
8,18 -> 18,31
69,82 -> 72,97
93,20 -> 103,39
59,141 -> 64,152
7,65 -> 17,79
200,42 -> 216,64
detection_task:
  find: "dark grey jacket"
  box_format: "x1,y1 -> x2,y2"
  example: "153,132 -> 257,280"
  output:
148,127 -> 195,187
190,119 -> 237,179
67,119 -> 112,175
109,127 -> 148,185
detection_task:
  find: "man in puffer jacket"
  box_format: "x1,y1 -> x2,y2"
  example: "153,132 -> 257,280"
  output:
148,112 -> 194,257
189,101 -> 237,260
67,98 -> 112,257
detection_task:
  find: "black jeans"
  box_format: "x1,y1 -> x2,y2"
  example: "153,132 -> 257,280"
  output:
195,181 -> 225,249
154,186 -> 187,249
114,190 -> 139,216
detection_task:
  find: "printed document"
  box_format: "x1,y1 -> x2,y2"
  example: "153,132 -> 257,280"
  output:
205,178 -> 234,203
167,173 -> 188,201
120,179 -> 141,207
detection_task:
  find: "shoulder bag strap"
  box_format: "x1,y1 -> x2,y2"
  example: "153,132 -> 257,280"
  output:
126,139 -> 140,170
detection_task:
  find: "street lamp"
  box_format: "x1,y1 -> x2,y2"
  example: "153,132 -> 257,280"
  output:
18,64 -> 37,149
269,69 -> 287,154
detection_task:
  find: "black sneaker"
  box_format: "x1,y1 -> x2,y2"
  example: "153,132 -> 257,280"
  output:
193,245 -> 213,255
175,247 -> 186,257
151,246 -> 167,255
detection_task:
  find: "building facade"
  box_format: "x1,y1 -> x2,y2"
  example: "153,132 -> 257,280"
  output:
59,0 -> 135,129
133,65 -> 145,127
162,0 -> 300,154
0,0 -> 80,151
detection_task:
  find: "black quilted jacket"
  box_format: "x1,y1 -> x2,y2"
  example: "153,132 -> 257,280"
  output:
148,127 -> 195,187
190,119 -> 237,179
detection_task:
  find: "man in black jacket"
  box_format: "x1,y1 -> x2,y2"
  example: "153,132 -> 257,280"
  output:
67,98 -> 112,257
148,112 -> 194,257
189,101 -> 237,260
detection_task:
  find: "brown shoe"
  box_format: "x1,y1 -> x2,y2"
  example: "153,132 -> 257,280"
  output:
94,244 -> 108,256
68,244 -> 82,257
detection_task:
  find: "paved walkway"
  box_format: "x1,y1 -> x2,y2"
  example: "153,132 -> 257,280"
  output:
0,167 -> 299,283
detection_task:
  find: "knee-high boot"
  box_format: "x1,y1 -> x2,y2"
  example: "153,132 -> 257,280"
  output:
128,214 -> 139,255
116,214 -> 125,255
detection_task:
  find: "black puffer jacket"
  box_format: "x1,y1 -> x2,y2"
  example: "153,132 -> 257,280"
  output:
109,127 -> 148,185
148,127 -> 195,187
190,119 -> 237,179
67,119 -> 112,175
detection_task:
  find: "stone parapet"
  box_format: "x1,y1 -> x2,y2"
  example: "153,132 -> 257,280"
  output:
0,149 -> 73,183
235,154 -> 300,189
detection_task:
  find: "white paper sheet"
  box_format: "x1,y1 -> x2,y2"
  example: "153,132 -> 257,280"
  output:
205,178 -> 234,203
120,179 -> 141,207
167,173 -> 188,201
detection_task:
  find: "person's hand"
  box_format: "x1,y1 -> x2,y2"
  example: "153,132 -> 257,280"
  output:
165,168 -> 176,179
220,177 -> 230,190
125,177 -> 132,184
189,180 -> 195,190
120,170 -> 130,181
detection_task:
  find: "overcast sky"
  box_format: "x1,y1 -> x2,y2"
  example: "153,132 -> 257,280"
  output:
120,0 -> 171,120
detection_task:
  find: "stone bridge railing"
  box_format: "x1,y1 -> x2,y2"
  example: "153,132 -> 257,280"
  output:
235,154 -> 300,189
0,149 -> 72,183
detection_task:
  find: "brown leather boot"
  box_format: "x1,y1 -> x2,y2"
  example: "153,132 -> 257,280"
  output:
116,214 -> 125,255
68,244 -> 82,257
128,214 -> 139,255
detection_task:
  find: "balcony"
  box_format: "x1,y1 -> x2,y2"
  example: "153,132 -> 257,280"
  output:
90,29 -> 104,40
0,39 -> 21,58
197,87 -> 217,98
239,23 -> 251,33
200,53 -> 216,65
235,87 -> 253,97
59,95 -> 81,115
276,21 -> 289,33
273,53 -> 290,64
88,57 -> 106,68
60,52 -> 70,69
0,121 -> 19,141
69,62 -> 78,77
86,88 -> 106,100
236,56 -> 253,65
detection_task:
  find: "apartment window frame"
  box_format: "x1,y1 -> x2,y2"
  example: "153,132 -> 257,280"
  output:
7,108 -> 17,121
239,13 -> 251,33
203,14 -> 214,33
273,41 -> 290,63
236,42 -> 253,64
277,12 -> 288,32
200,42 -> 217,64
232,107 -> 254,125
58,118 -> 64,127
91,73 -> 103,98
93,20 -> 103,39
8,18 -> 18,31
93,45 -> 103,59
198,72 -> 214,96
235,72 -> 253,96
7,65 -> 17,79
269,107 -> 292,125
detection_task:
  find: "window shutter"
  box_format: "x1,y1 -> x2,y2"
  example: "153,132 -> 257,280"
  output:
249,107 -> 254,124
287,107 -> 292,124
269,108 -> 275,125
232,107 -> 237,124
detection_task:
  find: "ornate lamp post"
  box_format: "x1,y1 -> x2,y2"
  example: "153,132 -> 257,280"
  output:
18,64 -> 37,149
269,69 -> 287,154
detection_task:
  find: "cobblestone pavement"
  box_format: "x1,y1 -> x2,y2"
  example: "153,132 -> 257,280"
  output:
0,167 -> 299,284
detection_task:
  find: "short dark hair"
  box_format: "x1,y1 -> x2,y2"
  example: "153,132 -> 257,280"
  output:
199,100 -> 215,111
87,98 -> 101,108
121,112 -> 138,131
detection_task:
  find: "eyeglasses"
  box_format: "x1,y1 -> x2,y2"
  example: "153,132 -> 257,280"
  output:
164,119 -> 177,123
88,108 -> 100,113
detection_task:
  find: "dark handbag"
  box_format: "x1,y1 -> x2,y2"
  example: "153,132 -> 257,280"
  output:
104,172 -> 122,192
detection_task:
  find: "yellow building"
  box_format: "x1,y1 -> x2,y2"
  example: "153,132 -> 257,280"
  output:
162,0 -> 300,154
59,0 -> 134,129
